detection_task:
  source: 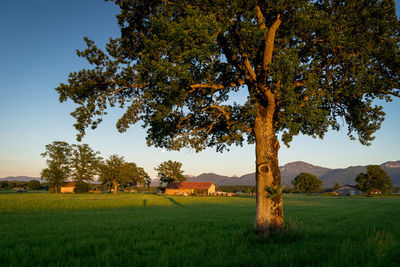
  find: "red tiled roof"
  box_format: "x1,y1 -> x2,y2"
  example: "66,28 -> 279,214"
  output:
166,182 -> 215,190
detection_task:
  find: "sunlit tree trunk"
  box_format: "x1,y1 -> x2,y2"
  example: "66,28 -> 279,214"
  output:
254,100 -> 284,234
113,182 -> 118,195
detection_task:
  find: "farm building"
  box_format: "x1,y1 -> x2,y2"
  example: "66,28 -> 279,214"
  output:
333,185 -> 363,196
60,182 -> 75,193
165,182 -> 216,196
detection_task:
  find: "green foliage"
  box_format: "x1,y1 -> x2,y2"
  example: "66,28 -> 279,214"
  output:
7,181 -> 16,189
74,181 -> 91,193
99,155 -> 149,193
122,162 -> 151,189
40,142 -> 104,192
27,180 -> 41,190
40,141 -> 72,193
292,172 -> 323,194
356,165 -> 392,195
99,155 -> 127,193
70,144 -> 102,183
282,185 -> 292,193
155,160 -> 185,185
265,186 -> 283,201
0,181 -> 7,189
56,0 -> 399,149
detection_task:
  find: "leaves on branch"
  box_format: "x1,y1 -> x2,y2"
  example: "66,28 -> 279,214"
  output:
57,0 -> 400,149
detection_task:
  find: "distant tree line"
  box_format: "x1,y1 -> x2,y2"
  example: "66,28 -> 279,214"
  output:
40,141 -> 186,194
216,185 -> 256,193
0,180 -> 48,190
40,141 -> 152,194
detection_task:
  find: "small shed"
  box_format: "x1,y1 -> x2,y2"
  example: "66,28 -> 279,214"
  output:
165,182 -> 216,196
333,185 -> 363,196
61,182 -> 76,193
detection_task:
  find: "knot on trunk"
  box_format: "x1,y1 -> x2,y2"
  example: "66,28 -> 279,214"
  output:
257,163 -> 270,174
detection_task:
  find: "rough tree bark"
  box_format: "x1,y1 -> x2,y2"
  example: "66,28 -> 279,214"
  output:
254,97 -> 284,234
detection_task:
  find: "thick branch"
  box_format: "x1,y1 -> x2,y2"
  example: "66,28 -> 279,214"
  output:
263,14 -> 281,70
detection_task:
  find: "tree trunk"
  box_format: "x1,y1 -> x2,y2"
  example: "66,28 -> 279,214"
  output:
113,182 -> 118,195
254,102 -> 284,234
54,185 -> 58,194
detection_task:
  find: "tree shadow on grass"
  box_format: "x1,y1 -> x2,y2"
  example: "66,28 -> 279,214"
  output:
143,199 -> 147,208
164,197 -> 185,207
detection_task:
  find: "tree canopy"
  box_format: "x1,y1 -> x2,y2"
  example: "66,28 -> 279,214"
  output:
155,160 -> 186,185
57,0 -> 399,148
56,0 -> 400,232
99,155 -> 150,193
99,154 -> 128,194
292,172 -> 323,194
356,165 -> 392,194
41,141 -> 72,193
70,143 -> 102,183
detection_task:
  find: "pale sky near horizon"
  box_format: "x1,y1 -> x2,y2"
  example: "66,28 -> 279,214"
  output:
0,1 -> 399,179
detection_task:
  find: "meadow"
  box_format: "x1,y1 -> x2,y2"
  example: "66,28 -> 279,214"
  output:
1,193 -> 399,266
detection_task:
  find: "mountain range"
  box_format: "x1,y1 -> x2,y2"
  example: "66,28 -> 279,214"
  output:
2,160 -> 399,187
152,160 -> 400,187
0,176 -> 42,182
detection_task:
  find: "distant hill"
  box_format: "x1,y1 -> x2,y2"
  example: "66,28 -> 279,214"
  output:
170,160 -> 400,187
0,176 -> 42,182
280,161 -> 331,185
320,161 -> 400,187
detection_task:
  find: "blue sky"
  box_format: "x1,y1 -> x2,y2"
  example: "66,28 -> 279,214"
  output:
0,1 -> 399,179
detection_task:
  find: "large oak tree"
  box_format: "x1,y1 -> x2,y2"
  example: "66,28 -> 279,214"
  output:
57,0 -> 400,233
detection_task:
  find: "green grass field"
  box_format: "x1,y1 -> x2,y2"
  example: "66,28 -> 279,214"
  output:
1,193 -> 399,266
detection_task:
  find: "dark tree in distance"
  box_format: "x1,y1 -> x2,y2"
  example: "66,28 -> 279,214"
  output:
7,181 -> 16,190
56,0 -> 400,233
27,180 -> 41,190
356,165 -> 392,195
155,160 -> 186,185
41,141 -> 72,193
292,172 -> 323,195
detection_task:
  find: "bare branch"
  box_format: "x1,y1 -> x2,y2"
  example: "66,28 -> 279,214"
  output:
202,105 -> 231,123
188,79 -> 245,93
